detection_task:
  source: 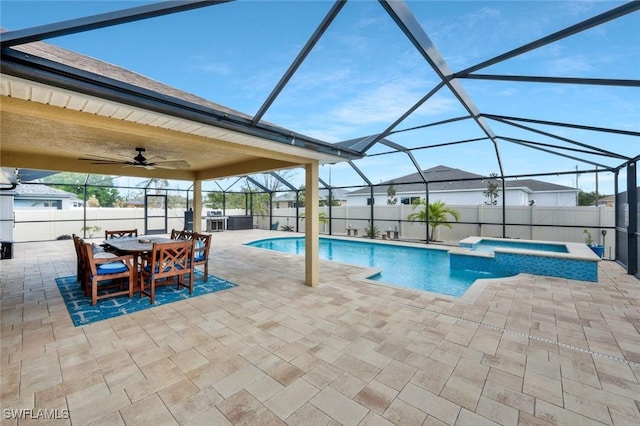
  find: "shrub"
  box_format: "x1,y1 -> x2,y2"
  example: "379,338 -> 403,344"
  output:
363,224 -> 380,238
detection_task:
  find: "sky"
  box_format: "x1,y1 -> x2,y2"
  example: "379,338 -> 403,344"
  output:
1,0 -> 638,194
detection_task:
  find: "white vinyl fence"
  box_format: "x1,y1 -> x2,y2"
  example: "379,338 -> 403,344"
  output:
12,205 -> 615,258
266,205 -> 615,258
12,208 -> 247,242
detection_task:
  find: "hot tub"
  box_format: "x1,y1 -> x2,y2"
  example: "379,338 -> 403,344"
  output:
450,236 -> 600,282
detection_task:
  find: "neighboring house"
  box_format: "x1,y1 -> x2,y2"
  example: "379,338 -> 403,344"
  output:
12,183 -> 83,209
119,198 -> 145,208
598,195 -> 615,207
346,165 -> 580,207
274,188 -> 348,208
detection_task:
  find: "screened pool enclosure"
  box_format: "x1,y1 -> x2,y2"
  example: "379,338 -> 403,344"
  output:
1,1 -> 638,277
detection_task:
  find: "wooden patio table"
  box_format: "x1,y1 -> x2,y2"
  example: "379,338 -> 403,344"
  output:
102,236 -> 173,291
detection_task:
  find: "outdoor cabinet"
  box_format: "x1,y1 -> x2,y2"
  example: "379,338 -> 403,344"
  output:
184,210 -> 194,231
227,216 -> 253,230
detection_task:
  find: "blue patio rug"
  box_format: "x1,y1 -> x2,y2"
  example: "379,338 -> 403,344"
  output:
56,271 -> 237,327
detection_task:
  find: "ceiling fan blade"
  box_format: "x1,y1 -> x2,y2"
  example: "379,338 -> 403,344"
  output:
85,160 -> 125,165
153,160 -> 190,169
78,155 -> 122,162
79,149 -> 187,170
120,163 -> 156,170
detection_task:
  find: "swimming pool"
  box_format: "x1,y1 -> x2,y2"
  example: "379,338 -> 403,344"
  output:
246,237 -> 510,297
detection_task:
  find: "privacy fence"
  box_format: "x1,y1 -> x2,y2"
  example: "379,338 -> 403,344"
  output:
13,203 -> 615,259
7,173 -> 636,276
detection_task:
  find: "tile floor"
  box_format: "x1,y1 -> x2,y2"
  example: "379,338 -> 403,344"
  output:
1,230 -> 639,425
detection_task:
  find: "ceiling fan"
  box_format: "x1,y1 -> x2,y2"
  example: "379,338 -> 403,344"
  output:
79,147 -> 190,170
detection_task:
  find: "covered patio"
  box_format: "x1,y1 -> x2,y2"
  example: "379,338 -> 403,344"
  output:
2,231 -> 639,424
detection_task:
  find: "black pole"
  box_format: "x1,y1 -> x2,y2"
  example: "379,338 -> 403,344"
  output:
222,191 -> 226,216
627,161 -> 638,275
502,177 -> 506,237
328,188 -> 333,235
295,190 -> 300,232
614,170 -> 619,261
82,183 -> 87,238
269,192 -> 273,229
144,188 -> 148,234
370,185 -> 375,238
425,183 -> 430,242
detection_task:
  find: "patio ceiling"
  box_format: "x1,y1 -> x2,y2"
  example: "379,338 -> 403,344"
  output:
0,73 -> 357,181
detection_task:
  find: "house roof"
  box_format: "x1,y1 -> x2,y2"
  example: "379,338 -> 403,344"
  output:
347,165 -> 579,195
5,33 -> 254,122
274,188 -> 348,202
14,183 -> 76,198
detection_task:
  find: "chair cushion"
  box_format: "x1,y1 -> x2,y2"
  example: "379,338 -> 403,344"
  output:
97,262 -> 128,275
194,240 -> 205,258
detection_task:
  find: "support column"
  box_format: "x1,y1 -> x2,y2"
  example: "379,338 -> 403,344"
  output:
305,161 -> 319,287
193,180 -> 202,232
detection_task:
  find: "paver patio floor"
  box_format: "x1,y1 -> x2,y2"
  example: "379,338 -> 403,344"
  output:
1,230 -> 639,425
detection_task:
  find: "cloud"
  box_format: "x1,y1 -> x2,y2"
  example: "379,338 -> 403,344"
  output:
546,55 -> 593,75
526,43 -> 594,76
326,80 -> 457,125
463,6 -> 502,28
282,78 -> 459,144
355,16 -> 382,30
286,67 -> 354,95
189,55 -> 232,76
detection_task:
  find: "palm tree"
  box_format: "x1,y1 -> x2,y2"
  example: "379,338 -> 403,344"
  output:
407,199 -> 460,241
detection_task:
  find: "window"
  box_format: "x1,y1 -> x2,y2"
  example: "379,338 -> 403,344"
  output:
401,196 -> 420,205
30,199 -> 61,209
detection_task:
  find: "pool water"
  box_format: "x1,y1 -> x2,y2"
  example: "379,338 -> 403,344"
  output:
469,239 -> 568,254
246,237 -> 510,297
